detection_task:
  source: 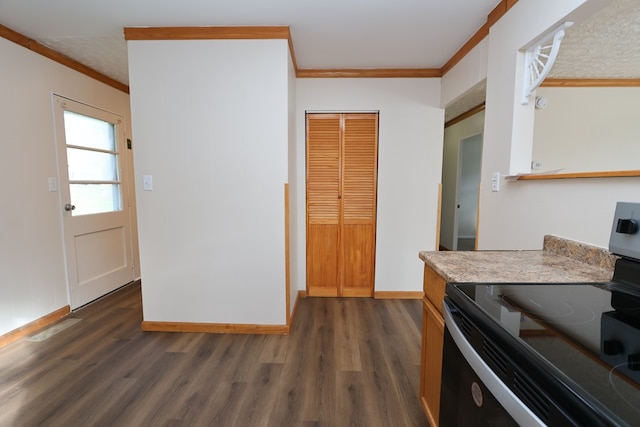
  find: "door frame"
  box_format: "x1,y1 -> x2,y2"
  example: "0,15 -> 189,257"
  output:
453,133 -> 483,251
51,94 -> 136,309
305,111 -> 380,297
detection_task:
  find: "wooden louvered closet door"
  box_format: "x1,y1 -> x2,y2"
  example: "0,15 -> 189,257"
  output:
306,113 -> 379,297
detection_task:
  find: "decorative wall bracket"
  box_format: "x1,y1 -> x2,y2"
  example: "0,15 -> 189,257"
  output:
522,22 -> 573,104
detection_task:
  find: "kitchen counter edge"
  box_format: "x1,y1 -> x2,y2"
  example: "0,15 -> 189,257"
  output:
419,235 -> 616,284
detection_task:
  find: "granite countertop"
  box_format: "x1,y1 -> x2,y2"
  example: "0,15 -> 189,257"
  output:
419,235 -> 616,284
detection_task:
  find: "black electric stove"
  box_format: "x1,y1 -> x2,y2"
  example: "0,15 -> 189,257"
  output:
443,202 -> 640,426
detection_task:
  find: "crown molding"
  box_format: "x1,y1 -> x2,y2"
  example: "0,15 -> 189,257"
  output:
120,3 -> 520,80
441,0 -> 518,76
297,68 -> 441,78
4,0 -> 522,91
123,26 -> 291,41
124,27 -> 441,78
124,26 -> 299,74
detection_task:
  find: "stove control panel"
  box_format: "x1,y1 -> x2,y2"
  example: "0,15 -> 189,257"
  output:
616,219 -> 638,235
602,339 -> 623,356
609,202 -> 640,260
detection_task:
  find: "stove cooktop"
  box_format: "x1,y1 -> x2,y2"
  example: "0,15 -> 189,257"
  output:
449,279 -> 640,426
448,202 -> 640,425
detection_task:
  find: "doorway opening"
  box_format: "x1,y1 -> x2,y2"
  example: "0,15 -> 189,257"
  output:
440,105 -> 485,251
455,133 -> 482,251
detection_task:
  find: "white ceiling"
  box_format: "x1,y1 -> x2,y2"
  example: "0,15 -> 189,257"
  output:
0,0 -> 503,86
1,0 -> 638,121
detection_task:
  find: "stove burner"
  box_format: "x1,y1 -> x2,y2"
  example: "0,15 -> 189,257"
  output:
500,291 -> 597,325
609,363 -> 640,417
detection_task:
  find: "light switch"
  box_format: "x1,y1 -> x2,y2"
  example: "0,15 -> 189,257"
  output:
143,175 -> 153,191
491,172 -> 500,192
48,177 -> 58,192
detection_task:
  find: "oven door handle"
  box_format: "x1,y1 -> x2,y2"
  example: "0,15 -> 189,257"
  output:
443,299 -> 546,427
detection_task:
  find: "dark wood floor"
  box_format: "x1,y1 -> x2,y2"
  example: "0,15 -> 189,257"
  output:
0,283 -> 427,426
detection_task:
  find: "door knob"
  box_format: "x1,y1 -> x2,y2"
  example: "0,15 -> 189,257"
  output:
64,203 -> 76,212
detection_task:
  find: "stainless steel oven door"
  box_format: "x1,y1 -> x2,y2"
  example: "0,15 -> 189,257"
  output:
441,300 -> 545,427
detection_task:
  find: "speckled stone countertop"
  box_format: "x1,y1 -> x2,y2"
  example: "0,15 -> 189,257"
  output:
419,235 -> 616,284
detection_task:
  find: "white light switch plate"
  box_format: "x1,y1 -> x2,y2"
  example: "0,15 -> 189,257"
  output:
48,177 -> 58,192
491,172 -> 500,192
143,175 -> 153,191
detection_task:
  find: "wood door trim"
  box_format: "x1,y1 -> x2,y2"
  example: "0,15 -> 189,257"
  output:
435,183 -> 442,251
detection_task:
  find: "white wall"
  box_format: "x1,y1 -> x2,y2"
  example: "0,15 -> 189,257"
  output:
477,0 -> 640,250
0,37 -> 136,336
441,110 -> 485,250
483,0 -> 613,176
441,39 -> 488,108
296,79 -> 443,293
128,39 -> 290,325
533,86 -> 640,173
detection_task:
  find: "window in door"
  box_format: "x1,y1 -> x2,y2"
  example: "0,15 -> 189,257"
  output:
63,110 -> 122,216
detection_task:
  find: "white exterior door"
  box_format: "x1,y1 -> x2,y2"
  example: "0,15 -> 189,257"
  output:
53,95 -> 134,309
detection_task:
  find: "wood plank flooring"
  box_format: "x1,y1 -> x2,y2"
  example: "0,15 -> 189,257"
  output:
0,283 -> 427,426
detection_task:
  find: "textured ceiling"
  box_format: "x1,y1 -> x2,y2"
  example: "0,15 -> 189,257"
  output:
444,82 -> 487,123
550,0 -> 640,79
37,36 -> 129,85
445,0 -> 640,121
